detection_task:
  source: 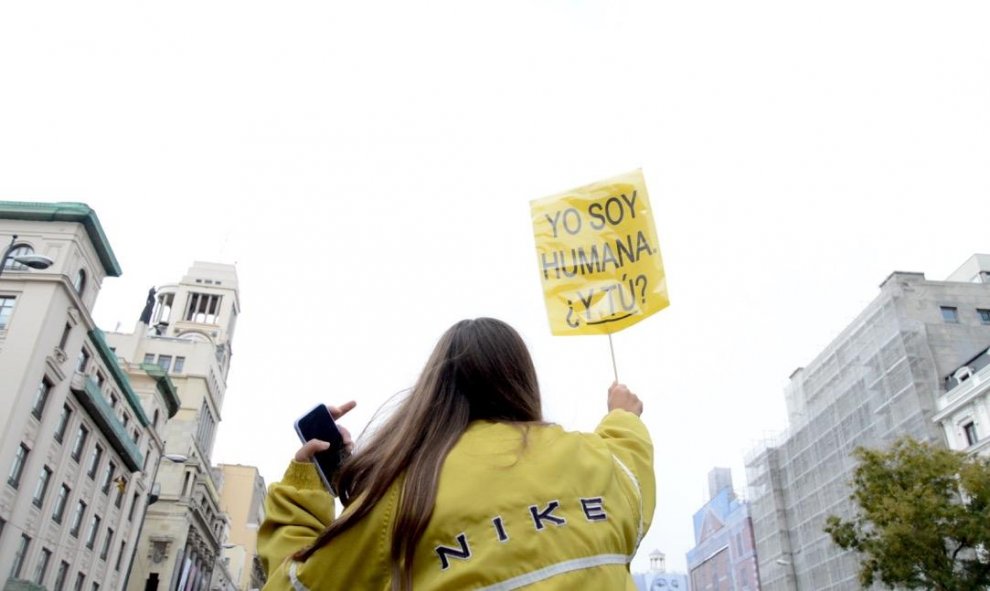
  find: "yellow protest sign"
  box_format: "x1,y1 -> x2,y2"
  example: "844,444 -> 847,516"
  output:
531,169 -> 668,336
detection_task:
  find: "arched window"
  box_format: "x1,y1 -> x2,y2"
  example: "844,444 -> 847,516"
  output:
3,244 -> 33,271
73,269 -> 86,294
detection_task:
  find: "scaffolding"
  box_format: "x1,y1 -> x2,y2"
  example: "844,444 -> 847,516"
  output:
745,269 -> 990,590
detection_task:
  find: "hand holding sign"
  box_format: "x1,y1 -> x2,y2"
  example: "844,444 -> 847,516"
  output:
531,169 -> 669,336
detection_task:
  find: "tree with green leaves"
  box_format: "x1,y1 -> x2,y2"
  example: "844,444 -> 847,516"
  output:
825,437 -> 990,591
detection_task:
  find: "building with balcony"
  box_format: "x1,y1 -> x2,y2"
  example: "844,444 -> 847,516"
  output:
0,202 -> 175,591
934,345 -> 990,457
106,262 -> 240,591
744,255 -> 990,590
686,468 -> 760,591
216,464 -> 266,590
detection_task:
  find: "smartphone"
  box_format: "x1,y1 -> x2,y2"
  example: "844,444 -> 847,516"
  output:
294,405 -> 347,496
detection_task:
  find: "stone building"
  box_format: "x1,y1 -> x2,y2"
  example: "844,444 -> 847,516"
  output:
745,255 -> 990,590
0,202 -> 175,591
216,464 -> 266,590
686,468 -> 760,591
106,262 -> 240,591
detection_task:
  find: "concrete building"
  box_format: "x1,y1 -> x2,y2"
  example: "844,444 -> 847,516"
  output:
0,202 -> 175,591
106,262 -> 240,591
744,255 -> 990,590
632,551 -> 690,591
686,468 -> 760,591
216,464 -> 266,590
931,256 -> 990,458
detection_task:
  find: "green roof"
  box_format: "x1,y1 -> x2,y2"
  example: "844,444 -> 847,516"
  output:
88,328 -> 150,427
140,362 -> 181,418
0,201 -> 122,277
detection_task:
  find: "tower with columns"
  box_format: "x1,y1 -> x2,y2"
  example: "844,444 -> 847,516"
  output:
107,262 -> 240,591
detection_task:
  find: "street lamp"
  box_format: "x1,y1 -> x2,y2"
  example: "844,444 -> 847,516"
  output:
0,234 -> 54,279
148,454 -> 190,505
123,451 -> 189,586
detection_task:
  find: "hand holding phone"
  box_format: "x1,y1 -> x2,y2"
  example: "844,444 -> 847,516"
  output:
294,402 -> 355,496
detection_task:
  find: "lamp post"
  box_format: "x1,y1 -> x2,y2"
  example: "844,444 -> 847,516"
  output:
123,451 -> 189,588
0,234 -> 55,279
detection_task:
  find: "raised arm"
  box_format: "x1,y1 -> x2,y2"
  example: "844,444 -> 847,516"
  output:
258,402 -> 356,579
594,383 -> 656,551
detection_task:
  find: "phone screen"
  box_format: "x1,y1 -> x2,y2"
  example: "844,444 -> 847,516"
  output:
294,405 -> 346,495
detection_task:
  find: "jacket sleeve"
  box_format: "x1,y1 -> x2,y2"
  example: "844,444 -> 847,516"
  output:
258,461 -> 336,579
594,410 -> 656,549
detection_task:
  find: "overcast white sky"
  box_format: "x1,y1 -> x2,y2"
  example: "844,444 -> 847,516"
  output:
2,0 -> 989,574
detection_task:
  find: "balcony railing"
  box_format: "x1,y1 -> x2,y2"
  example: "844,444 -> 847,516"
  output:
71,374 -> 144,471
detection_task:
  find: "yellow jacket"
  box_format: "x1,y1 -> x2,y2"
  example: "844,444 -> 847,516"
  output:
259,410 -> 654,590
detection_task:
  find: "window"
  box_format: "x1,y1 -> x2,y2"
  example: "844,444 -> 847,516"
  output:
85,514 -> 101,549
7,443 -> 29,488
52,484 -> 71,523
58,323 -> 72,350
91,583 -> 99,591
115,540 -> 127,571
128,492 -> 140,521
54,404 -> 72,443
76,349 -> 90,373
99,528 -> 113,560
73,572 -> 85,591
10,533 -> 30,578
197,400 -> 217,457
0,295 -> 15,329
32,466 -> 52,507
964,421 -> 979,446
32,378 -> 52,419
69,501 -> 86,537
95,372 -> 105,390
152,409 -> 160,431
53,561 -> 69,591
73,269 -> 86,294
184,292 -> 222,324
143,353 -> 155,364
71,425 -> 89,461
979,309 -> 990,324
87,444 -> 103,478
101,461 -> 116,494
941,306 -> 959,323
157,355 -> 172,371
174,356 -> 185,373
33,547 -> 51,585
110,393 -> 118,410
114,480 -> 124,508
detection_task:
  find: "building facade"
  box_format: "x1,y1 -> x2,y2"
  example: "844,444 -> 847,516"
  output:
686,468 -> 760,591
632,551 -> 690,591
216,464 -> 266,590
931,255 -> 990,459
0,202 -> 174,591
106,263 -> 240,591
745,255 -> 990,590
934,348 -> 990,457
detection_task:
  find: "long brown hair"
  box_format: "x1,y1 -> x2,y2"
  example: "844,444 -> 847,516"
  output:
292,318 -> 542,589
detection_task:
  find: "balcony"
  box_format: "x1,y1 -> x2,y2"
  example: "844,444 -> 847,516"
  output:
71,374 -> 144,471
140,362 -> 181,418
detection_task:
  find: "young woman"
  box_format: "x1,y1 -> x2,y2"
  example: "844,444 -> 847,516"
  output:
259,318 -> 654,590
